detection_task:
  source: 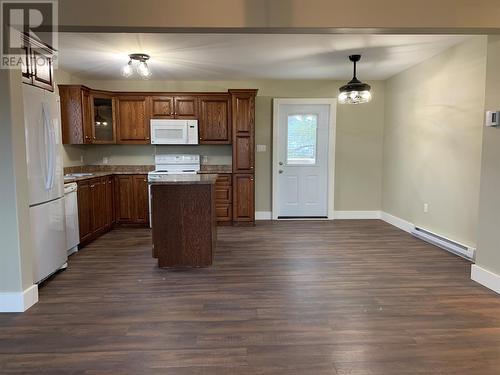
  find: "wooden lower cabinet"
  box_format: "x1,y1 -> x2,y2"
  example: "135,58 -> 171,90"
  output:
215,174 -> 232,224
104,176 -> 115,229
77,174 -> 147,247
114,174 -> 149,225
77,177 -> 114,246
133,175 -> 149,224
232,174 -> 255,224
77,179 -> 93,243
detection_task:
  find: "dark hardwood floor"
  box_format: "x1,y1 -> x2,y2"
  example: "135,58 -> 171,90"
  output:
1,220 -> 499,374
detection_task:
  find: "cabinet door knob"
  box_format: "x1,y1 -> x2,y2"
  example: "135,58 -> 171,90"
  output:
143,179 -> 147,182
145,136 -> 150,140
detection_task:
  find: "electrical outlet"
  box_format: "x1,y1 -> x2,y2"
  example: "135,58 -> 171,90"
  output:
423,203 -> 429,213
80,155 -> 84,163
103,157 -> 109,164
256,144 -> 267,152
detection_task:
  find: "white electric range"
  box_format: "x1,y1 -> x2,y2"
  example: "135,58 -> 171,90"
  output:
147,154 -> 201,226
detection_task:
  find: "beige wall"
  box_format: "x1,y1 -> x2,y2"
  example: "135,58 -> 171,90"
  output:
0,70 -> 34,293
61,79 -> 385,212
382,37 -> 487,247
476,35 -> 500,275
59,0 -> 500,30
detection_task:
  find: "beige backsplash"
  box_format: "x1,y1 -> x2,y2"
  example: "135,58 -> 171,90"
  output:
64,144 -> 233,166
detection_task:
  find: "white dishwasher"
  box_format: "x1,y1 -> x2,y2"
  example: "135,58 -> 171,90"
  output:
64,183 -> 80,255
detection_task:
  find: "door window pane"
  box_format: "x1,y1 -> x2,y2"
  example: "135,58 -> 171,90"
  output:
287,114 -> 318,165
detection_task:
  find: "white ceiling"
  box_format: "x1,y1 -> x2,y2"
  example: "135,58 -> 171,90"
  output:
57,33 -> 470,81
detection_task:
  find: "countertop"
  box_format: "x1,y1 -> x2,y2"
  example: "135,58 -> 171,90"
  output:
149,174 -> 218,185
63,170 -> 147,183
198,165 -> 232,174
64,165 -> 232,184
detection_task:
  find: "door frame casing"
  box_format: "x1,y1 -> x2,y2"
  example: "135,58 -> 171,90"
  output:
272,98 -> 337,220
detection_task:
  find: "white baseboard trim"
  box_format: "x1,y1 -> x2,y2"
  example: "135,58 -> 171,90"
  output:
380,211 -> 414,233
334,210 -> 381,219
261,211 -> 382,220
471,265 -> 500,294
255,211 -> 272,220
0,284 -> 38,313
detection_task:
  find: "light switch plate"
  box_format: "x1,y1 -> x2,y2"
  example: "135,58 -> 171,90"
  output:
485,111 -> 500,127
256,144 -> 267,152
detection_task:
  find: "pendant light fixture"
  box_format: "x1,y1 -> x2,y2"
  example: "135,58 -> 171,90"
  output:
338,55 -> 371,104
121,53 -> 152,79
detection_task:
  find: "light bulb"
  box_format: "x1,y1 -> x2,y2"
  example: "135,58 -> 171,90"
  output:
137,61 -> 151,79
121,61 -> 133,77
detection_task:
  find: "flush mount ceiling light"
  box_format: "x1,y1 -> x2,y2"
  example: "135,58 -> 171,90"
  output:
121,53 -> 152,79
338,55 -> 371,104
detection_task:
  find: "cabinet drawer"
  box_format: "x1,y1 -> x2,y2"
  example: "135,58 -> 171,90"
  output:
216,204 -> 232,222
215,174 -> 232,186
215,186 -> 232,203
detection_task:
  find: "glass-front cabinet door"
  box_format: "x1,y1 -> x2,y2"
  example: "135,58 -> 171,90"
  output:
91,94 -> 116,143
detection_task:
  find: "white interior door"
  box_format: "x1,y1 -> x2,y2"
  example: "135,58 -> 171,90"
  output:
275,102 -> 332,218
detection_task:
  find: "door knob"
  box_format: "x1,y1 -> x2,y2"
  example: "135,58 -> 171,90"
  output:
279,162 -> 283,166
279,170 -> 284,174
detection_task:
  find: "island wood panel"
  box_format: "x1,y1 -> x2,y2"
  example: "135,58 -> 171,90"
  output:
151,183 -> 216,267
199,95 -> 231,144
2,221 -> 499,374
116,96 -> 150,144
149,96 -> 174,118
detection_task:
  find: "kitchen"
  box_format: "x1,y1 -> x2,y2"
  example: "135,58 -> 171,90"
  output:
2,6 -> 500,371
60,84 -> 256,269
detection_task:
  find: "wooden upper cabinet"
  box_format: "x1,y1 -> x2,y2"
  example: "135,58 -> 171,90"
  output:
90,93 -> 116,144
231,91 -> 256,135
199,95 -> 230,144
174,96 -> 198,119
59,85 -> 93,144
116,96 -> 150,144
230,90 -> 257,173
23,36 -> 55,91
150,96 -> 174,118
81,89 -> 93,144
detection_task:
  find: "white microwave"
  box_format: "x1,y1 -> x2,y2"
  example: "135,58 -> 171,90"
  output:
150,119 -> 199,145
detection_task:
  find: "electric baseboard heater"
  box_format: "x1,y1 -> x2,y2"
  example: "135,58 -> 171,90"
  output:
411,227 -> 475,261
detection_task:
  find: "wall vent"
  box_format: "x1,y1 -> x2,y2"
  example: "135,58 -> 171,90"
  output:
411,227 -> 475,261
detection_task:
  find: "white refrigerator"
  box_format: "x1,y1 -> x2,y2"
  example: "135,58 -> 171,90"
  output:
23,84 -> 68,283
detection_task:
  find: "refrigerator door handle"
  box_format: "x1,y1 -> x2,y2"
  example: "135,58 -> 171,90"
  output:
42,102 -> 55,190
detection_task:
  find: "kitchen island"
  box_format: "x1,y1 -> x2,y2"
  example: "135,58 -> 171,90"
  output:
149,174 -> 218,268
